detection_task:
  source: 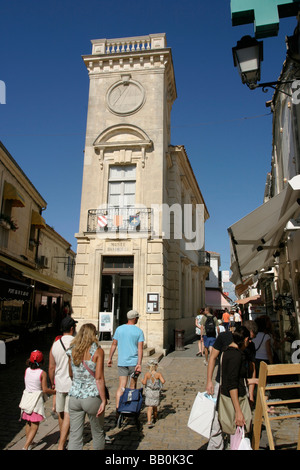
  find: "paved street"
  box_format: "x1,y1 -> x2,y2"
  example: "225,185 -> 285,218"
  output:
1,330 -> 300,451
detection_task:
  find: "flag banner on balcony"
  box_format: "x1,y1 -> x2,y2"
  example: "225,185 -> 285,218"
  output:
97,215 -> 108,228
113,215 -> 123,227
129,215 -> 140,227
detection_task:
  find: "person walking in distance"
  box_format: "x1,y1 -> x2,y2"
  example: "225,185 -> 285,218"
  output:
195,308 -> 204,356
200,307 -> 219,365
107,310 -> 144,422
48,316 -> 77,450
222,308 -> 230,331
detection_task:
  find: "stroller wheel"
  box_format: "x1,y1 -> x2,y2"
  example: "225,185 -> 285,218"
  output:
117,414 -> 123,428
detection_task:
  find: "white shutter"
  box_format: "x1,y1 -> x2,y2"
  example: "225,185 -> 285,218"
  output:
108,165 -> 136,207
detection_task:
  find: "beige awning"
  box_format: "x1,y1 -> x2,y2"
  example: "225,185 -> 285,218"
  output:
235,278 -> 255,296
3,181 -> 25,207
236,295 -> 261,305
228,175 -> 300,285
31,210 -> 46,229
0,255 -> 72,294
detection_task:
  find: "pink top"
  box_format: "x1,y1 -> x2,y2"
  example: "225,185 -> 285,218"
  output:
24,368 -> 43,392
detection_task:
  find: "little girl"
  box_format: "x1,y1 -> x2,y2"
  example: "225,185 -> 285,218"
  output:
19,350 -> 55,450
141,359 -> 165,428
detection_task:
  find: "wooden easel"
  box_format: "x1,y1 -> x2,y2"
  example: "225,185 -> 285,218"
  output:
252,362 -> 300,450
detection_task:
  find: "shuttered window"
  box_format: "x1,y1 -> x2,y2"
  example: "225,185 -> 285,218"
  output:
108,165 -> 136,207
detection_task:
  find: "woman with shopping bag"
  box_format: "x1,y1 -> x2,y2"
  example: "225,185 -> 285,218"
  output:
218,326 -> 258,443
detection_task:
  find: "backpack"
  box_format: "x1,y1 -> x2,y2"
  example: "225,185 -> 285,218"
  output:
205,315 -> 216,337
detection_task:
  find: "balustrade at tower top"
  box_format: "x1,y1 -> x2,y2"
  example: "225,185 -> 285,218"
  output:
90,34 -> 167,55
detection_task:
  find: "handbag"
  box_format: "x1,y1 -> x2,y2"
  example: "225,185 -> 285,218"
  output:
218,393 -> 251,435
217,352 -> 252,435
82,360 -> 110,400
187,392 -> 216,438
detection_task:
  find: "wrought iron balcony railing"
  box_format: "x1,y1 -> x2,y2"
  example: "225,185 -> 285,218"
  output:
198,250 -> 210,267
87,207 -> 152,234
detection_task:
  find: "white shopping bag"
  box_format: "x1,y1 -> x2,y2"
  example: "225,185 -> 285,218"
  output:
230,426 -> 252,450
238,428 -> 252,450
187,392 -> 216,438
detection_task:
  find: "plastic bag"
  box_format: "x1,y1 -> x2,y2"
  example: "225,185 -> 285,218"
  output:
230,426 -> 252,450
187,392 -> 216,438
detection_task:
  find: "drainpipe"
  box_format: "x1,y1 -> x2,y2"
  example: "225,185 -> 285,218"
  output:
35,207 -> 46,265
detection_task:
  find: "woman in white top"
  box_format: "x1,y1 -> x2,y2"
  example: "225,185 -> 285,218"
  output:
252,316 -> 273,375
195,309 -> 204,356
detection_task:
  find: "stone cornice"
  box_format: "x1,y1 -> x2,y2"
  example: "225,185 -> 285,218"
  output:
82,34 -> 177,104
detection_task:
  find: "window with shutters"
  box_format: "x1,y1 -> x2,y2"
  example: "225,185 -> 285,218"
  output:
108,165 -> 136,207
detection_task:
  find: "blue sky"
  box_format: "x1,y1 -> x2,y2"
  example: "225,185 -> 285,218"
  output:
0,0 -> 298,296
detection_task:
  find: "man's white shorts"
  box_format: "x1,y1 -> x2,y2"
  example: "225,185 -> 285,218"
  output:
55,391 -> 70,413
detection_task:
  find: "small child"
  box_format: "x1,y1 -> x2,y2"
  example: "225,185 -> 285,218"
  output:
19,350 -> 55,450
141,359 -> 165,428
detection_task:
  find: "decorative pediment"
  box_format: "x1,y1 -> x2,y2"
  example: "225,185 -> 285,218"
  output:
93,124 -> 153,168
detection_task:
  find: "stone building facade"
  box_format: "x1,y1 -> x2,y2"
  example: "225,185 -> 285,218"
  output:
72,34 -> 209,353
0,141 -> 75,336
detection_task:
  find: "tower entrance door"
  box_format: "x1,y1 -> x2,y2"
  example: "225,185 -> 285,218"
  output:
99,256 -> 134,337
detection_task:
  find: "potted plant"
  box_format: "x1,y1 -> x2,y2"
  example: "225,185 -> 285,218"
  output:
29,238 -> 41,247
0,213 -> 18,231
9,218 -> 18,231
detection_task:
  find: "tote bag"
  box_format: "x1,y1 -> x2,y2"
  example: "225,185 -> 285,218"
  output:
218,393 -> 252,435
187,392 -> 216,438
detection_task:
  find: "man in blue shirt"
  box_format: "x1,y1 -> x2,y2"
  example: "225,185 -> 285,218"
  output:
107,310 -> 144,411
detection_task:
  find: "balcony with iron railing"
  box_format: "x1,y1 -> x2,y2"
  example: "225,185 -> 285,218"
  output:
87,207 -> 152,235
198,250 -> 210,267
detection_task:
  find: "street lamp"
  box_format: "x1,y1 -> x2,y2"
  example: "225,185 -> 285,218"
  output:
232,36 -> 263,89
232,35 -> 294,94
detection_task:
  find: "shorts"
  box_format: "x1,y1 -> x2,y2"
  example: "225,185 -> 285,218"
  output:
56,391 -> 70,413
118,366 -> 136,377
203,335 -> 216,348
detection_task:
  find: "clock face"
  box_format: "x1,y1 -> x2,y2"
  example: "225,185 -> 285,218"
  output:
107,80 -> 145,116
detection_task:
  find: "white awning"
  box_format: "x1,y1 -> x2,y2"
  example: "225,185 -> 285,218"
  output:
228,175 -> 300,285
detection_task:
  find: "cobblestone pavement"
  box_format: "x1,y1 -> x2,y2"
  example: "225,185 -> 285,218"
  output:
1,330 -> 300,451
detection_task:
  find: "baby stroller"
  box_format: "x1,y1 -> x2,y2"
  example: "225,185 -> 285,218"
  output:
117,387 -> 143,430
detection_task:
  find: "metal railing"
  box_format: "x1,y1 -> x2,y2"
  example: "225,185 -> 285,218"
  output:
87,207 -> 152,234
198,250 -> 210,267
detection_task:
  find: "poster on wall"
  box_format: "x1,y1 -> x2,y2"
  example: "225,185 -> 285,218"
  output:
146,293 -> 160,313
99,312 -> 113,333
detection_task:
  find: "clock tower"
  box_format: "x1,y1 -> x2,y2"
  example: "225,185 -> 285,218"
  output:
72,34 -> 208,354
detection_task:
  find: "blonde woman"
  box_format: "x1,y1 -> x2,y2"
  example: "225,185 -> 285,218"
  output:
67,323 -> 106,450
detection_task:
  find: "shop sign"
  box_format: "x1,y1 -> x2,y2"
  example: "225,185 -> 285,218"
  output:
231,0 -> 300,38
147,293 -> 160,313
